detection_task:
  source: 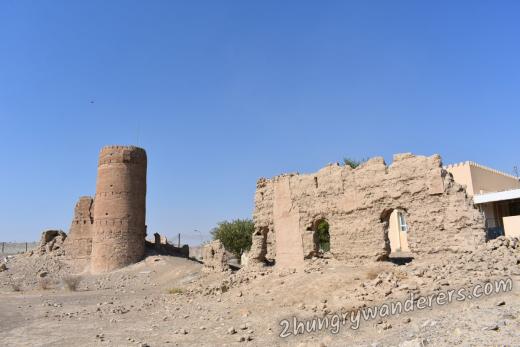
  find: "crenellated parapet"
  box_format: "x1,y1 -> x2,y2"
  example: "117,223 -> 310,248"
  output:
98,146 -> 147,166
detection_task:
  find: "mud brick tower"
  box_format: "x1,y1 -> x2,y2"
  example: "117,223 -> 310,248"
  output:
90,145 -> 147,273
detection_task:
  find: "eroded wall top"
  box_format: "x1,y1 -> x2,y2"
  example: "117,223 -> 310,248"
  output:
251,153 -> 486,268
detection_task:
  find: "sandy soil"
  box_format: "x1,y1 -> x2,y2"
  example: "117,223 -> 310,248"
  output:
1,238 -> 520,346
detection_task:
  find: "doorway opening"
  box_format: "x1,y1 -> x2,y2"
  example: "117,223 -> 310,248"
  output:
313,219 -> 330,253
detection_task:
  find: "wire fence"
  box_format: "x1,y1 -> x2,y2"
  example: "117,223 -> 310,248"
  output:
0,242 -> 38,256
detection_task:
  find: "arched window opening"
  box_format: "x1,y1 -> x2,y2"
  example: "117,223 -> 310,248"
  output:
386,209 -> 409,253
381,208 -> 412,264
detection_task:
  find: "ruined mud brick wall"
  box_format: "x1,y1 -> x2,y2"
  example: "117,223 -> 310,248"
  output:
34,230 -> 67,255
64,196 -> 94,260
202,240 -> 229,272
251,153 -> 486,269
148,233 -> 190,258
90,146 -> 147,273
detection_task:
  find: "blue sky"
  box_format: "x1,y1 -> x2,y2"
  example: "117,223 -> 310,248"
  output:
1,1 -> 519,243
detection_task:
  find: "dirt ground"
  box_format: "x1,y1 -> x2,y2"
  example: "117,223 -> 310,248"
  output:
1,238 -> 520,346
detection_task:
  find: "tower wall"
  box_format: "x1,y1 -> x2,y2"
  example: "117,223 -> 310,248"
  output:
90,146 -> 147,273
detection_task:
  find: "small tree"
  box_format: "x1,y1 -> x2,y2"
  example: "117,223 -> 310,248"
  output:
343,157 -> 367,169
211,219 -> 254,260
315,220 -> 330,252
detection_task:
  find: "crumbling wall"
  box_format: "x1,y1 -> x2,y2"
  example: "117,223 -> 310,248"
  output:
202,240 -> 229,272
90,146 -> 147,273
251,153 -> 486,269
33,230 -> 67,256
148,233 -> 190,258
64,196 -> 94,260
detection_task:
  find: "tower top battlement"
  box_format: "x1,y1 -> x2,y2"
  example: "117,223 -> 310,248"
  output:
98,145 -> 147,166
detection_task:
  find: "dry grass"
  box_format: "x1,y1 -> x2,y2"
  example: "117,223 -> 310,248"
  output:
167,287 -> 184,295
62,275 -> 82,291
39,277 -> 52,290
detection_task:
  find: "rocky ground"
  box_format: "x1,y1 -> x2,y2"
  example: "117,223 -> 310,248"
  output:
1,237 -> 520,346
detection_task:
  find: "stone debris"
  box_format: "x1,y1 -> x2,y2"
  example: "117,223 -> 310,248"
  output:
482,324 -> 500,331
399,339 -> 428,347
32,230 -> 67,256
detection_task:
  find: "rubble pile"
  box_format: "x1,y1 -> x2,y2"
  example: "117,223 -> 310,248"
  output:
351,237 -> 520,305
31,230 -> 67,256
0,230 -> 72,291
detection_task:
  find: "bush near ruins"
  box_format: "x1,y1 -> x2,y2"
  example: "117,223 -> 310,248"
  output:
211,219 -> 253,261
343,157 -> 367,169
315,220 -> 330,252
62,275 -> 82,291
167,287 -> 184,295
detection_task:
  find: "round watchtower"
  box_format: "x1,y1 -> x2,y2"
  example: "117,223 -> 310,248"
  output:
90,145 -> 147,273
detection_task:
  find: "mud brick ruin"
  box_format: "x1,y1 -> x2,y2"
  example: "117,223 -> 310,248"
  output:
62,150 -> 489,274
202,240 -> 229,272
150,233 -> 190,258
64,146 -> 148,273
64,196 -> 94,263
248,153 -> 486,270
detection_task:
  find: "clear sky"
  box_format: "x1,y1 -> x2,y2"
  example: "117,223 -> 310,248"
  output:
1,1 -> 519,243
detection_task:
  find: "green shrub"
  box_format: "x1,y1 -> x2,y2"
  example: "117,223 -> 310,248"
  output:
343,157 -> 367,169
211,219 -> 254,261
315,220 -> 330,252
